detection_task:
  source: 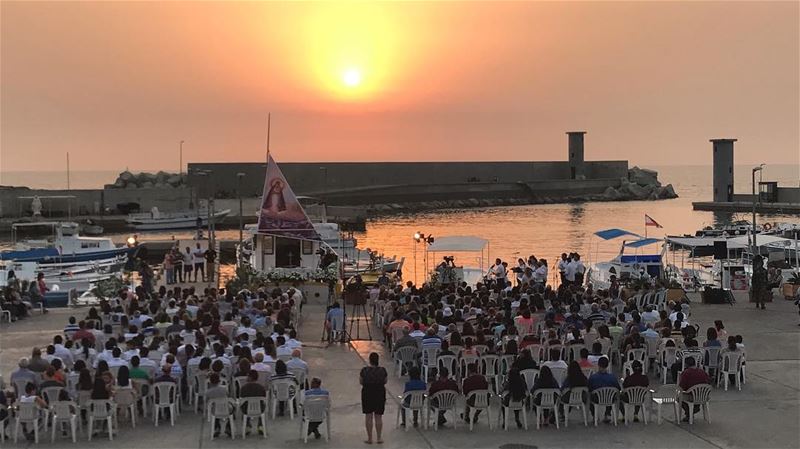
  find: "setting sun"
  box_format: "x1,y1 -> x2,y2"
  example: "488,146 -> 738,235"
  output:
342,68 -> 362,87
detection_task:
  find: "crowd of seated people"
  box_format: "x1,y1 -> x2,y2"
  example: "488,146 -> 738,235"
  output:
375,265 -> 747,428
2,284 -> 330,442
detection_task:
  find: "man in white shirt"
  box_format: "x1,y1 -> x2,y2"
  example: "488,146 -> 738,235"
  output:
564,258 -> 577,285
52,336 -> 74,366
285,330 -> 303,350
192,243 -> 206,282
542,348 -> 569,371
492,258 -> 508,289
573,254 -> 586,285
557,253 -> 569,284
107,347 -> 128,368
640,305 -> 659,324
276,337 -> 293,358
251,352 -> 273,375
285,349 -> 309,377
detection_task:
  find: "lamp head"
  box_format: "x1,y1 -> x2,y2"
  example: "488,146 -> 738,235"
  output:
414,232 -> 421,241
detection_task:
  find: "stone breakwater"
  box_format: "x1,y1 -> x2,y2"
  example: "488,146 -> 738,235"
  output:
365,166 -> 677,213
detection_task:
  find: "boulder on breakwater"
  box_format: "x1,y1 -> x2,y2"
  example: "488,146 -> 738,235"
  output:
106,171 -> 186,189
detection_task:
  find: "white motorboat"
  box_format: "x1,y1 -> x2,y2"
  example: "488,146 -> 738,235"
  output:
1,222 -> 135,263
126,207 -> 230,231
586,228 -> 665,289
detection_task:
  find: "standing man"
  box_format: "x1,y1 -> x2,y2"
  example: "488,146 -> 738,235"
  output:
193,243 -> 206,283
174,244 -> 185,284
205,245 -> 217,283
573,254 -> 586,286
750,255 -> 768,310
492,258 -> 507,289
184,246 -> 194,284
558,253 -> 569,286
31,272 -> 49,313
564,254 -> 577,286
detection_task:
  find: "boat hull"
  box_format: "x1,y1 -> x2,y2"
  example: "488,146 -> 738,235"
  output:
128,210 -> 230,230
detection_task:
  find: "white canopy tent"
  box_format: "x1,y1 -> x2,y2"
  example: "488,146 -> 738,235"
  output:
424,236 -> 489,285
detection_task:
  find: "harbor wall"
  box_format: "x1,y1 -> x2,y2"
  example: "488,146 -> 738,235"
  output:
0,187 -> 192,218
186,160 -> 629,198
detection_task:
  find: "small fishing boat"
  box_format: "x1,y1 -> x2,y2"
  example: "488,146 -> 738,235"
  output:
0,222 -> 136,264
126,207 -> 230,231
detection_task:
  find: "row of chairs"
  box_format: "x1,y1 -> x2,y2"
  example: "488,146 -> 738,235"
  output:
395,383 -> 712,432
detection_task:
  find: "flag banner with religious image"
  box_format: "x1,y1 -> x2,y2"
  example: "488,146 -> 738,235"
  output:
257,155 -> 321,240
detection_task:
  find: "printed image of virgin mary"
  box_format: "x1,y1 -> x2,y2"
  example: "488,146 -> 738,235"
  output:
265,179 -> 287,213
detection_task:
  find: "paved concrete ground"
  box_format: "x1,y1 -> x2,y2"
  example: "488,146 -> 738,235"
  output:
1,292 -> 798,449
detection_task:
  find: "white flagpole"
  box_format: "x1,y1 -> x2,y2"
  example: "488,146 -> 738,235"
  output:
266,113 -> 271,161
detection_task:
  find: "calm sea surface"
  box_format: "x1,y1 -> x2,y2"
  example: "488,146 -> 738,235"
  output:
2,165 -> 798,283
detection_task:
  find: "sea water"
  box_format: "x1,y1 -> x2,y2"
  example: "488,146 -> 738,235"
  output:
2,165 -> 798,284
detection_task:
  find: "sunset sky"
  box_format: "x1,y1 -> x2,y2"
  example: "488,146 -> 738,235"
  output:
1,1 -> 798,172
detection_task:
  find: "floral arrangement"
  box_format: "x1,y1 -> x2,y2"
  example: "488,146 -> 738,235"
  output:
265,268 -> 308,283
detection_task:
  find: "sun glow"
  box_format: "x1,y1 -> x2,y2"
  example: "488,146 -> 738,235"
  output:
342,68 -> 362,87
298,4 -> 406,102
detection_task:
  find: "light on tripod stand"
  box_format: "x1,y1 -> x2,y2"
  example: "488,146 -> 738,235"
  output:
414,231 -> 421,241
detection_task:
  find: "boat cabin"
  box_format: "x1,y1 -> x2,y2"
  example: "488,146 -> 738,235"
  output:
251,234 -> 322,271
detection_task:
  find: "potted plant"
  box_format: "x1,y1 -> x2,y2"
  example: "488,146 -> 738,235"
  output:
782,272 -> 800,300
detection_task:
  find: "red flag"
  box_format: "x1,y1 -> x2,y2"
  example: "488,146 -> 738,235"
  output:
645,214 -> 663,228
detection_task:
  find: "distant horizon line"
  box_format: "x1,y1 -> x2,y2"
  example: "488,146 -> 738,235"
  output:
2,162 -> 798,173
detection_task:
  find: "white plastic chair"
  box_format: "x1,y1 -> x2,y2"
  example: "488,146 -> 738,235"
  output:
153,381 -> 178,426
300,396 -> 331,443
192,374 -> 209,412
532,388 -> 560,429
207,397 -> 237,439
560,387 -> 588,427
549,366 -> 567,388
498,394 -> 528,431
87,399 -> 116,441
426,390 -> 460,431
591,387 -> 619,427
114,388 -> 138,428
240,397 -> 268,439
422,348 -> 440,381
626,348 -> 648,373
681,384 -> 712,424
394,346 -> 419,378
718,352 -> 743,391
621,386 -> 649,425
480,354 -> 500,393
465,389 -> 492,431
437,355 -> 458,381
0,404 -> 8,444
271,378 -> 298,420
659,347 -> 678,384
649,384 -> 679,424
568,344 -> 586,363
14,402 -> 43,443
520,368 -> 539,392
48,400 -> 78,443
396,390 -> 426,430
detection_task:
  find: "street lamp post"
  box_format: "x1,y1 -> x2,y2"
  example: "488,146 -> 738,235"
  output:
237,172 -> 246,246
413,232 -> 434,284
179,140 -> 184,176
752,164 -> 764,255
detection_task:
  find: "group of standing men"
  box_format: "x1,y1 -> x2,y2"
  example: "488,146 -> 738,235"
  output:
557,252 -> 586,286
162,241 -> 217,285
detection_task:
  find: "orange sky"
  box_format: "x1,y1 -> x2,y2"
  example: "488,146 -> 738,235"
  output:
1,1 -> 798,172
